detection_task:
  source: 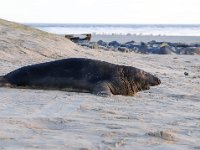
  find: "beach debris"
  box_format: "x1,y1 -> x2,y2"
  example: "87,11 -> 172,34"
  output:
184,72 -> 189,76
65,34 -> 91,42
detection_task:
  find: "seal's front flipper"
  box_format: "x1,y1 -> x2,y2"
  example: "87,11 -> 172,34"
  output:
96,90 -> 112,97
93,82 -> 113,97
0,76 -> 11,87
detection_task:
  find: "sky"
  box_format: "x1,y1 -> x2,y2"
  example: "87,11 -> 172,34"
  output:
0,0 -> 200,24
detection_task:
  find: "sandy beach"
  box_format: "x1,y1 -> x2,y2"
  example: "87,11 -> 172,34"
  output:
0,19 -> 200,150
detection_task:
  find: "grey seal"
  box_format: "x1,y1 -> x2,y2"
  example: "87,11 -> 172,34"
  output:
0,58 -> 161,96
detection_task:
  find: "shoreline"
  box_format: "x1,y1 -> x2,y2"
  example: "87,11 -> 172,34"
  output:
91,34 -> 200,43
66,34 -> 200,55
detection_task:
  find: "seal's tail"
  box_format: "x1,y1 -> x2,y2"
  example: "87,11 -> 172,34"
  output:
0,76 -> 10,87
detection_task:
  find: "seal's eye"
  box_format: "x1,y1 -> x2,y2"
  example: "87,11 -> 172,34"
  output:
142,72 -> 149,79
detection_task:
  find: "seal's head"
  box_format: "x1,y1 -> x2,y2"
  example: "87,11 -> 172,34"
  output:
123,66 -> 161,93
146,72 -> 161,86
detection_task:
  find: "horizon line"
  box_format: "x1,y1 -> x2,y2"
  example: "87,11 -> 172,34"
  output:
24,23 -> 200,26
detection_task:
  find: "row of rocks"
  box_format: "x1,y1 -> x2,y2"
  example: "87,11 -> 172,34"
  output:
74,39 -> 200,55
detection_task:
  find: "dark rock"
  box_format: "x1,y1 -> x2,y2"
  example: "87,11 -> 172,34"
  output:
190,43 -> 200,47
141,42 -> 147,47
122,43 -> 135,50
97,40 -> 107,47
184,72 -> 189,76
125,40 -> 135,45
177,47 -> 200,55
147,47 -> 160,54
148,40 -> 164,45
137,42 -> 148,54
120,44 -> 127,47
172,43 -> 190,48
118,47 -> 129,53
108,41 -> 121,48
147,40 -> 163,46
74,38 -> 199,55
148,40 -> 157,44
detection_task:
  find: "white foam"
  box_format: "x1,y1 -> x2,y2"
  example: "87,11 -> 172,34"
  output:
31,24 -> 200,36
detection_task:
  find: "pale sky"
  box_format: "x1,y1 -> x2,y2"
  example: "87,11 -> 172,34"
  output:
0,0 -> 200,24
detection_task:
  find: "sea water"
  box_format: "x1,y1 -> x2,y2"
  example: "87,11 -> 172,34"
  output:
28,24 -> 200,36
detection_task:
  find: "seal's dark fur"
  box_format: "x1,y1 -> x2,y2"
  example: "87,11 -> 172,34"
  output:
0,58 -> 161,96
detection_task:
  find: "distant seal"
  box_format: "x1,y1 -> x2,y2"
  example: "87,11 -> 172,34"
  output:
0,58 -> 161,96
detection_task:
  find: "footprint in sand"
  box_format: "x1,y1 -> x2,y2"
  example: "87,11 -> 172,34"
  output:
147,131 -> 175,141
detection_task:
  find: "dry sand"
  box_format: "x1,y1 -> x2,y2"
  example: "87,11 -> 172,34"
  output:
0,19 -> 200,150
